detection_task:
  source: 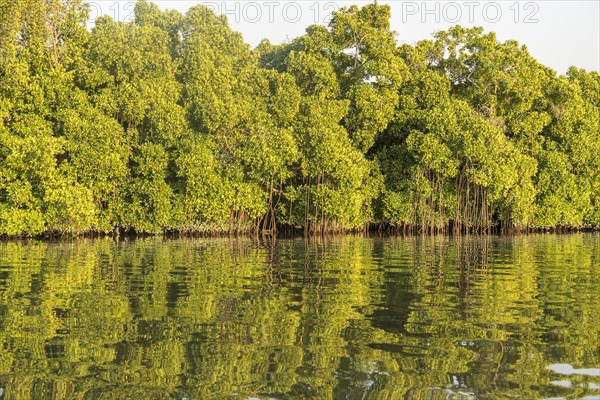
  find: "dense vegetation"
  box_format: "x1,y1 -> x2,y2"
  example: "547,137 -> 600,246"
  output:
1,0 -> 599,236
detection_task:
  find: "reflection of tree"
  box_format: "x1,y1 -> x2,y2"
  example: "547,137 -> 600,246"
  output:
0,235 -> 598,399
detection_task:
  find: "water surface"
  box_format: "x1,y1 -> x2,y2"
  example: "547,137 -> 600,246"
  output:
0,234 -> 598,399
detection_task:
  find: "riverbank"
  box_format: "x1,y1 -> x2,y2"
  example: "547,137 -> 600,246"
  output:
2,222 -> 598,240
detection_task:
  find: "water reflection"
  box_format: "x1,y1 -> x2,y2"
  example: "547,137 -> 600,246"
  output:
547,364 -> 600,377
0,234 -> 598,399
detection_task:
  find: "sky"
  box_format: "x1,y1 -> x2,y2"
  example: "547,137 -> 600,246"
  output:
87,0 -> 600,74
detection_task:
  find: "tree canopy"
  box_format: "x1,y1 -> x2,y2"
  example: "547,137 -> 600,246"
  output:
1,0 -> 598,236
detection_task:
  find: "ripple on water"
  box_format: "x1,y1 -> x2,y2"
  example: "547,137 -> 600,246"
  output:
547,364 -> 600,377
0,234 -> 598,399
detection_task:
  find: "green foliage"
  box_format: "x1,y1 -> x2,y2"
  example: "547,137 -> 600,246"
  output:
375,26 -> 598,232
0,1 -> 598,236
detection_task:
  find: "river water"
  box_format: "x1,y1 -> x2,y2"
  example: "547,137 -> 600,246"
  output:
0,234 -> 598,399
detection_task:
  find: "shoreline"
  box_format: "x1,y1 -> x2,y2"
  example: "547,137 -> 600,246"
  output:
1,223 -> 598,241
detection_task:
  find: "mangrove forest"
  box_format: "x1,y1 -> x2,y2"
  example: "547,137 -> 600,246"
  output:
1,0 -> 599,237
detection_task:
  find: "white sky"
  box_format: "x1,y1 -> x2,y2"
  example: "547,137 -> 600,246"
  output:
88,1 -> 600,74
